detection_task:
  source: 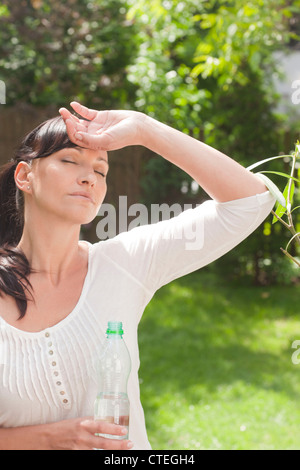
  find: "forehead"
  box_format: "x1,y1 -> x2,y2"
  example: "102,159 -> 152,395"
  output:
56,146 -> 109,164
75,146 -> 108,162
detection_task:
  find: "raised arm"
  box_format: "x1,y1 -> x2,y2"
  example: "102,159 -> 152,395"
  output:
59,102 -> 266,202
134,115 -> 267,202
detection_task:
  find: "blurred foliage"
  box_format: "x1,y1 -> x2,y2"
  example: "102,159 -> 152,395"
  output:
126,0 -> 299,124
0,0 -> 299,283
126,0 -> 300,284
0,0 -> 138,108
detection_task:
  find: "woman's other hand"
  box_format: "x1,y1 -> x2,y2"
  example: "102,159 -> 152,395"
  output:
47,416 -> 134,450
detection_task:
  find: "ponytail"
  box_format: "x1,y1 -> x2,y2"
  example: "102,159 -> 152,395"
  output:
0,160 -> 34,319
0,245 -> 33,319
0,160 -> 23,247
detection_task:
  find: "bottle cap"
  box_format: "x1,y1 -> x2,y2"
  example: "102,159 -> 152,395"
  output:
106,321 -> 123,335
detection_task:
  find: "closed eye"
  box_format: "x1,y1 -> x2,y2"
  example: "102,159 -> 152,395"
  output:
62,159 -> 106,177
62,159 -> 76,165
95,171 -> 106,177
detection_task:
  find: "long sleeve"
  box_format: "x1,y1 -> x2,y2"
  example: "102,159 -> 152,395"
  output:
98,191 -> 276,293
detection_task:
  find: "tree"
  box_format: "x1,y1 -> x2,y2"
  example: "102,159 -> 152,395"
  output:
126,0 -> 300,282
0,0 -> 138,108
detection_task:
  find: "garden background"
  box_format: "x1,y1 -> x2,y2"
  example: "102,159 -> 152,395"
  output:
0,0 -> 299,449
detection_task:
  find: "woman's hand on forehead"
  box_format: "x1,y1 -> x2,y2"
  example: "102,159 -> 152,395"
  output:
59,102 -> 146,152
59,105 -> 92,147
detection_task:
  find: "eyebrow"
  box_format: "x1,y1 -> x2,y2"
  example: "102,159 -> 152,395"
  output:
73,146 -> 109,167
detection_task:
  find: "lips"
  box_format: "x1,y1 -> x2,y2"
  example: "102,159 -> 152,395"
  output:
70,192 -> 95,204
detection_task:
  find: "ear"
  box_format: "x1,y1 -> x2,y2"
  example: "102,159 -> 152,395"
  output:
14,161 -> 32,193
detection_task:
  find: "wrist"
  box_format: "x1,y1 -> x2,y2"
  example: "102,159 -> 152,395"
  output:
0,423 -> 54,450
134,112 -> 150,147
36,422 -> 57,450
137,113 -> 162,150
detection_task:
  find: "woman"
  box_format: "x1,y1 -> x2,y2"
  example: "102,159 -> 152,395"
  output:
0,102 -> 275,450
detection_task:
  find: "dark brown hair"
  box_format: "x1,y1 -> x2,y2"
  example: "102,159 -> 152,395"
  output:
0,116 -> 78,319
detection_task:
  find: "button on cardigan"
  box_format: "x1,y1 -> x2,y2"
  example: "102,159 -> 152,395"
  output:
0,191 -> 275,449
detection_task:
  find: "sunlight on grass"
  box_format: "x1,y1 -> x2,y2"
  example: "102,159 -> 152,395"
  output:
138,271 -> 300,450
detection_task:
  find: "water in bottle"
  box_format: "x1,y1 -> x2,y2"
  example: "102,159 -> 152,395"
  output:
94,321 -> 131,440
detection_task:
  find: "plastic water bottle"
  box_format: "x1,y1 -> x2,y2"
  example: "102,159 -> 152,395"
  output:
94,321 -> 131,440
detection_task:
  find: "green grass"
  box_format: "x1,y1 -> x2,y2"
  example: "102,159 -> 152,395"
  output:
138,270 -> 300,450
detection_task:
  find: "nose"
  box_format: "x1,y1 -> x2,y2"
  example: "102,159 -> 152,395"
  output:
77,169 -> 97,186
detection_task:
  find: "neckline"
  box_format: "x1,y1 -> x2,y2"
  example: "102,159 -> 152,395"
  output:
0,241 -> 93,338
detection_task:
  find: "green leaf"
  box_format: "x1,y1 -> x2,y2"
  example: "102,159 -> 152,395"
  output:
258,171 -> 300,184
272,181 -> 294,224
191,63 -> 207,78
291,205 -> 300,214
286,232 -> 300,251
247,155 -> 292,171
255,173 -> 286,208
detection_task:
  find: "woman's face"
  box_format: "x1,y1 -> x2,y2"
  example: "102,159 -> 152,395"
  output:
27,146 -> 109,225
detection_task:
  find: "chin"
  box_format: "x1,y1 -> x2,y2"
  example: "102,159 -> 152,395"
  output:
64,208 -> 98,226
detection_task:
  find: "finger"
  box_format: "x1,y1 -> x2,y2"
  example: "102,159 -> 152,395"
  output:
63,118 -> 87,147
94,437 -> 134,451
64,118 -> 78,143
81,419 -> 128,438
69,120 -> 89,133
80,419 -> 134,451
74,131 -> 112,150
70,102 -> 98,121
59,107 -> 80,123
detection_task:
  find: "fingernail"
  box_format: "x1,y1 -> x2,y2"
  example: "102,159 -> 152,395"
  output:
75,132 -> 83,141
121,428 -> 128,435
127,441 -> 134,449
